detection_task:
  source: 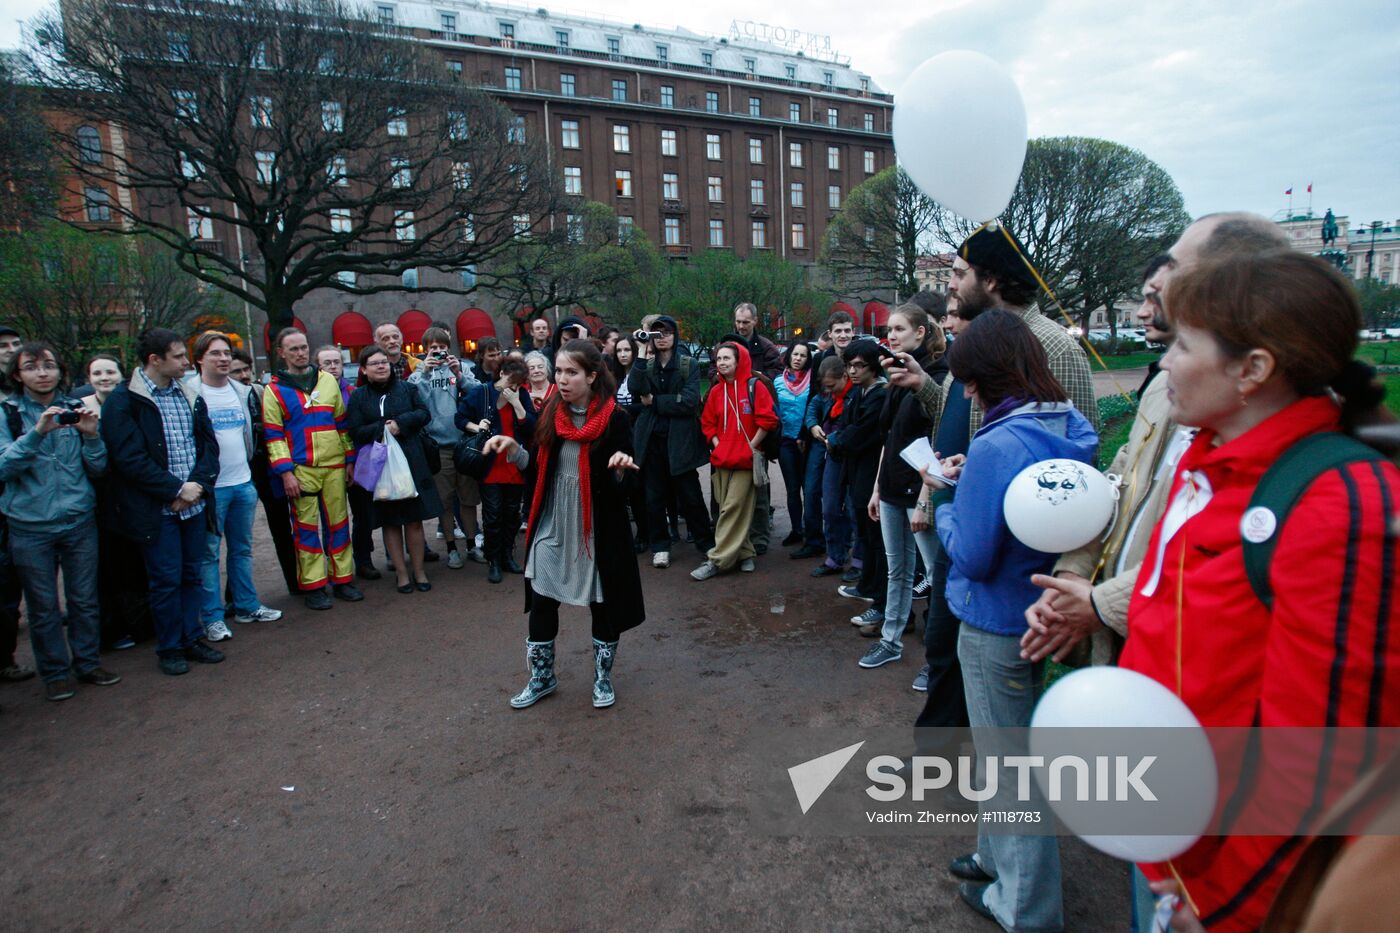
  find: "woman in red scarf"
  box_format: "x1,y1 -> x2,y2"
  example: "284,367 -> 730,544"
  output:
484,340 -> 642,710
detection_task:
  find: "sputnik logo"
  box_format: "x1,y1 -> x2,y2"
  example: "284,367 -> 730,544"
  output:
788,742 -> 865,814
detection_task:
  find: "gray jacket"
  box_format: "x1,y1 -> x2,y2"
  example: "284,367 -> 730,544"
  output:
407,362 -> 477,446
0,393 -> 108,532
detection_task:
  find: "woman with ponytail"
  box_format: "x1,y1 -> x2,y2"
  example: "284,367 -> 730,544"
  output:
1118,250 -> 1400,933
483,339 -> 642,710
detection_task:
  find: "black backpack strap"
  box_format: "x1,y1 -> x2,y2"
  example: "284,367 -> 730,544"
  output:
1242,432 -> 1384,609
3,400 -> 21,441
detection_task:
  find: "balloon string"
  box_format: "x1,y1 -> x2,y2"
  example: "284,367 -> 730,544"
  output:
1167,860 -> 1200,918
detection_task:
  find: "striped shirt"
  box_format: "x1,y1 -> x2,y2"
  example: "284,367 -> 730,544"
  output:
140,369 -> 204,520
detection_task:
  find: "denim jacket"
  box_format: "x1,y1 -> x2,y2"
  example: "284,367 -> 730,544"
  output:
0,394 -> 108,532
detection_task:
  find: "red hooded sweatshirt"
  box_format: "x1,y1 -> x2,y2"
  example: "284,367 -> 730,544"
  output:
701,342 -> 779,471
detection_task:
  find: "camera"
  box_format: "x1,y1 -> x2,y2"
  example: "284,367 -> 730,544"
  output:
57,400 -> 84,425
633,329 -> 658,343
429,349 -> 448,362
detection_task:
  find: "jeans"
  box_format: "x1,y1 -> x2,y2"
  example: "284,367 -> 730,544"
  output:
642,435 -> 712,554
0,518 -> 22,665
777,438 -> 806,538
915,534 -> 968,739
202,481 -> 259,624
801,442 -> 825,548
958,623 -> 1063,933
878,501 -> 939,654
9,519 -> 101,682
141,513 -> 209,656
820,455 -> 851,566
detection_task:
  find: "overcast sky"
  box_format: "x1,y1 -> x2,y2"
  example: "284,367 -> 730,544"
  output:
6,0 -> 1397,228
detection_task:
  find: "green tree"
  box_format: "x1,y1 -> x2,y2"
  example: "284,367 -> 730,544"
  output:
1355,278 -> 1400,331
820,167 -> 937,300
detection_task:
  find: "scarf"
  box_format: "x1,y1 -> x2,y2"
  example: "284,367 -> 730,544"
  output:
830,378 -> 852,418
983,395 -> 1029,425
782,369 -> 811,398
276,368 -> 320,393
525,394 -> 617,558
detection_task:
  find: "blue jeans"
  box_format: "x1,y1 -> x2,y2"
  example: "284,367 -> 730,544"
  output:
10,518 -> 101,682
142,513 -> 209,656
820,455 -> 851,566
801,441 -> 825,548
958,623 -> 1063,933
878,500 -> 938,654
202,481 -> 260,624
777,438 -> 806,538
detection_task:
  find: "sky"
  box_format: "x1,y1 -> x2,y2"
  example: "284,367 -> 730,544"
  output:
6,0 -> 1397,228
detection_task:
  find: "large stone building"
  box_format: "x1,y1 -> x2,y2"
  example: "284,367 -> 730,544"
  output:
1278,210 -> 1400,285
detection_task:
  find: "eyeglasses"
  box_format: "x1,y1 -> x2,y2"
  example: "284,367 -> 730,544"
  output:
846,361 -> 868,371
19,362 -> 60,373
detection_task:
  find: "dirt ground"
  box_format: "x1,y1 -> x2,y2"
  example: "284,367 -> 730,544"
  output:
0,469 -> 1128,931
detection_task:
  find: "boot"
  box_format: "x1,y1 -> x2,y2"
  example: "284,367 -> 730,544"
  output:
487,561 -> 503,584
502,548 -> 524,574
592,638 -> 618,709
510,640 -> 556,709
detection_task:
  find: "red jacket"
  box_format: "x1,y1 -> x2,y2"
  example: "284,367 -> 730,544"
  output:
701,343 -> 779,471
1121,395 -> 1400,933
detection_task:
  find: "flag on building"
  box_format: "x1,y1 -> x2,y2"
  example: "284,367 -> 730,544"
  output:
1285,187 -> 1293,195
1308,183 -> 1313,193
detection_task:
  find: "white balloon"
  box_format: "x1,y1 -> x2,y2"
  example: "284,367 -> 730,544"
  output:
1030,668 -> 1217,864
1003,459 -> 1116,553
893,51 -> 1028,221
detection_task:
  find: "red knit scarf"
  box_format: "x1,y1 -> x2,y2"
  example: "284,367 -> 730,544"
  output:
525,394 -> 616,557
830,378 -> 853,418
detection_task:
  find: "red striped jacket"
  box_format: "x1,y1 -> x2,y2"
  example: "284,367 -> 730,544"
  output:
1121,395 -> 1399,932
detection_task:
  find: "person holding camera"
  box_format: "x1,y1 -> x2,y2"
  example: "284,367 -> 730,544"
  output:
408,326 -> 482,569
0,343 -> 120,700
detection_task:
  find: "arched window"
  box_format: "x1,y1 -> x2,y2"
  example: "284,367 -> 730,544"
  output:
76,126 -> 102,164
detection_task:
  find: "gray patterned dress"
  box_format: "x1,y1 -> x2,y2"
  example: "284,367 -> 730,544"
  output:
524,406 -> 605,606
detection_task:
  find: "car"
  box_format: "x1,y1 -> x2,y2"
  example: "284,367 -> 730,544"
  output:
1385,327 -> 1400,339
343,362 -> 359,383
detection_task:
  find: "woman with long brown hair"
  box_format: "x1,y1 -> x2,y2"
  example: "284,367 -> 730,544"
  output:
484,339 -> 643,709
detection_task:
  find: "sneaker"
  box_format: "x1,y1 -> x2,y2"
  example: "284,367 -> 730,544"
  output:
850,607 -> 882,626
76,666 -> 122,687
185,640 -> 225,664
858,642 -> 902,669
739,558 -> 755,572
447,548 -> 464,570
912,663 -> 930,692
435,528 -> 445,539
205,620 -> 234,642
913,575 -> 932,600
112,637 -> 137,650
1,663 -> 35,682
454,527 -> 467,539
652,551 -> 671,569
791,544 -> 825,559
466,546 -> 487,564
45,679 -> 76,701
838,584 -> 875,602
159,654 -> 190,676
233,606 -> 283,624
810,562 -> 842,577
475,532 -> 485,549
841,567 -> 862,583
690,561 -> 720,581
304,588 -> 333,610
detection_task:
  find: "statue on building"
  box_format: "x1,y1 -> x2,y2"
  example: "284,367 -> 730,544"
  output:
1321,209 -> 1339,246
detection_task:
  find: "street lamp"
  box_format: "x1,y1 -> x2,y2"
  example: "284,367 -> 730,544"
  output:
1368,221 -> 1383,280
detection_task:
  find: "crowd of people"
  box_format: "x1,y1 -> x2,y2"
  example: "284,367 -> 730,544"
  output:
0,211 -> 1395,932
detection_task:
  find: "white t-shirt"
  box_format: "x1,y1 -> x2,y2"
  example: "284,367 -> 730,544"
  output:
203,381 -> 251,488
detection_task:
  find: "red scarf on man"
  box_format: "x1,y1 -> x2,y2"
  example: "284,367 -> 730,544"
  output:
525,394 -> 617,557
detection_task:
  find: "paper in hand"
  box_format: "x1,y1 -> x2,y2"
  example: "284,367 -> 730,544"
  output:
900,437 -> 958,486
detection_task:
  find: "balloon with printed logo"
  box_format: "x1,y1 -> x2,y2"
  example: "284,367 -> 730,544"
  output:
893,51 -> 1027,222
1003,458 -> 1117,553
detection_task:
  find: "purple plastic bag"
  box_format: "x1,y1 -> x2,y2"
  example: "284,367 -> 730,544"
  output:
353,439 -> 388,492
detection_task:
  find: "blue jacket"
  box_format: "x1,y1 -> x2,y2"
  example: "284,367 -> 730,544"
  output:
774,376 -> 810,440
0,394 -> 107,532
935,402 -> 1099,636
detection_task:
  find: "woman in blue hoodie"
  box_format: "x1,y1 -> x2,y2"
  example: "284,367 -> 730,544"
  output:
773,339 -> 813,548
925,310 -> 1098,933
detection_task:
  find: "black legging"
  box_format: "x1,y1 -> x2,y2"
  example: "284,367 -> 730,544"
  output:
528,594 -> 616,642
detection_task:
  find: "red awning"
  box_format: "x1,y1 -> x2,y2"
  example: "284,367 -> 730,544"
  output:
832,301 -> 857,316
262,317 -> 307,352
397,309 -> 432,345
456,308 -> 496,341
863,301 -> 890,331
331,310 -> 373,347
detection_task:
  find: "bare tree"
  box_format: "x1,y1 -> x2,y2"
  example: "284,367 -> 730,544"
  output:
0,54 -> 56,231
27,0 -> 561,330
132,235 -> 242,334
820,167 -> 938,301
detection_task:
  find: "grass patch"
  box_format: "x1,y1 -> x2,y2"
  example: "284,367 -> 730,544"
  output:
1095,394 -> 1136,471
1357,342 -> 1400,367
1090,350 -> 1162,371
1384,374 -> 1400,417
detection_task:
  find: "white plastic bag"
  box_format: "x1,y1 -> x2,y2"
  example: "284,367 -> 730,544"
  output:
373,430 -> 419,501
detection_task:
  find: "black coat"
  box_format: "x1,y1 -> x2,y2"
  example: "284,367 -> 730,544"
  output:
524,407 -> 644,635
877,344 -> 937,509
626,351 -> 708,475
826,380 -> 887,502
99,374 -> 219,543
346,379 -> 435,494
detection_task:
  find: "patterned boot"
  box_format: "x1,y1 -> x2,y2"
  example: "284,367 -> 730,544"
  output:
510,640 -> 557,709
592,638 -> 619,709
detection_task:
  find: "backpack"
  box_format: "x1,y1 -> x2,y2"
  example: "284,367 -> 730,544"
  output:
746,376 -> 781,461
1241,432 -> 1385,609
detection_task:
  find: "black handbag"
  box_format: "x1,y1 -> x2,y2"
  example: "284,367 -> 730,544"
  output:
453,429 -> 495,481
420,433 -> 441,475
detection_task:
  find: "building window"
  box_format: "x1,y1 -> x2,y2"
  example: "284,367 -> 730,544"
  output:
565,213 -> 583,243
401,268 -> 419,289
512,213 -> 530,236
255,150 -> 277,185
461,215 -> 476,241
612,78 -> 627,102
790,182 -> 804,207
327,155 -> 348,186
321,101 -> 343,132
617,216 -> 634,242
614,170 -> 632,197
446,60 -> 462,77
390,158 -> 411,188
864,150 -> 875,174
76,126 -> 102,164
860,77 -> 870,93
656,44 -> 668,64
826,108 -> 837,127
662,172 -> 679,200
702,51 -> 713,70
394,210 -> 416,241
460,264 -> 476,288
612,124 -> 631,152
663,217 -> 681,245
660,85 -> 674,108
499,22 -> 515,41
560,73 -> 576,96
660,129 -> 677,157
386,108 -> 407,136
560,119 -> 580,149
556,30 -> 569,52
250,96 -> 273,128
863,112 -> 875,132
707,176 -> 723,202
708,219 -> 724,247
337,270 -> 355,287
173,89 -> 198,122
823,71 -> 834,87
789,102 -> 801,123
505,67 -> 522,91
447,110 -> 468,140
511,162 -> 527,190
452,161 -> 471,190
751,220 -> 767,248
791,222 -> 806,250
376,4 -> 394,25
705,91 -> 719,113
828,185 -> 841,209
744,58 -> 756,76
181,152 -> 202,179
706,133 -> 721,160
749,96 -> 761,117
186,206 -> 213,240
785,64 -> 796,81
750,178 -> 765,205
563,165 -> 582,195
440,12 -> 456,32
789,142 -> 803,167
827,146 -> 840,170
748,137 -> 763,163
507,115 -> 526,144
607,36 -> 620,59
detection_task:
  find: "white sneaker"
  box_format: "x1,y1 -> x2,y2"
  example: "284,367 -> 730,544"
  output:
435,529 -> 445,539
474,532 -> 485,549
690,561 -> 719,581
466,546 -> 487,564
739,558 -> 755,572
454,527 -> 467,539
447,548 -> 464,569
652,551 -> 670,568
205,620 -> 234,642
233,606 -> 283,624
